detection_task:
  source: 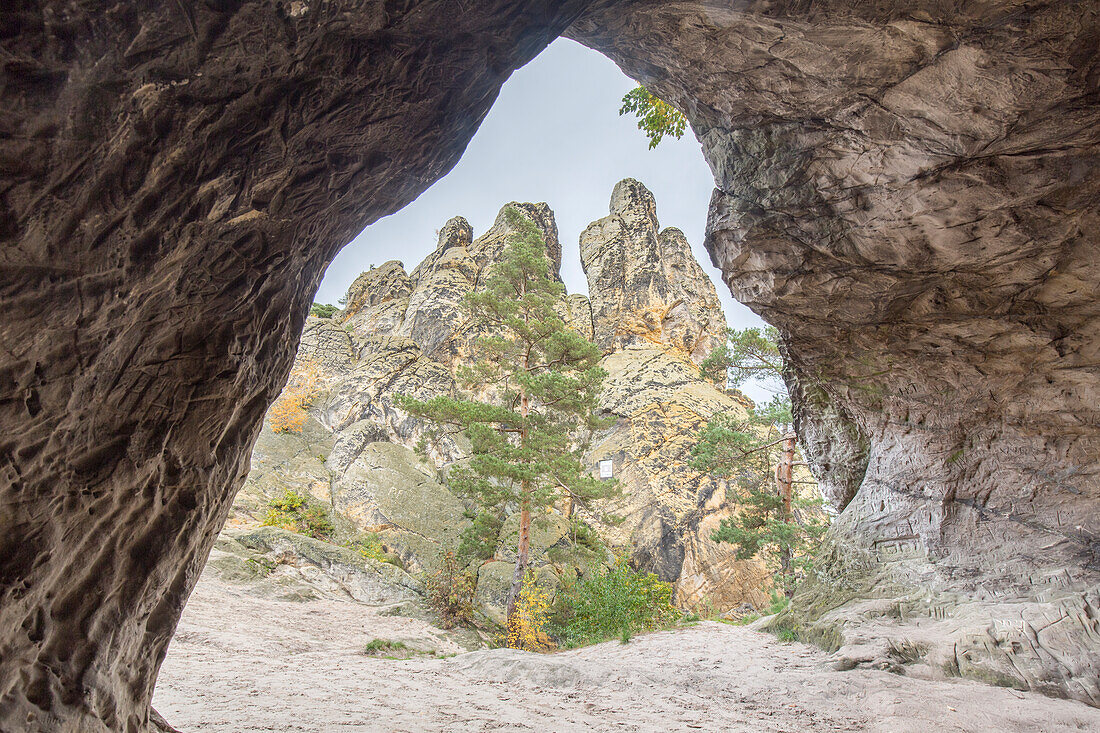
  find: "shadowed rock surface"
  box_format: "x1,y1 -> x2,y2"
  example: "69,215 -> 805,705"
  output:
0,3 -> 589,730
569,0 -> 1100,704
2,1 -> 1098,729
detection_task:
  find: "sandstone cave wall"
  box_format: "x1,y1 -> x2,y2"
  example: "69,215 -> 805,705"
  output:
0,3 -> 591,731
2,1 -> 1100,729
569,0 -> 1100,702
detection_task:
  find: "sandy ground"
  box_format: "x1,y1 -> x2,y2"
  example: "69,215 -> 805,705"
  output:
154,577 -> 1100,732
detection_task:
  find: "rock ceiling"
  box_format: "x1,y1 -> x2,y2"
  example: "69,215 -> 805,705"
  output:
1,1 -> 1097,729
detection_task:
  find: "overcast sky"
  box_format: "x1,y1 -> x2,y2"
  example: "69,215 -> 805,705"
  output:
316,38 -> 771,399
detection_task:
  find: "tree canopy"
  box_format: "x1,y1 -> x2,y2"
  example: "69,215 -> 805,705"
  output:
692,327 -> 828,597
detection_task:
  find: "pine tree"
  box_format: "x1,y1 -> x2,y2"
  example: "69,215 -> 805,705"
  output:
691,327 -> 828,597
396,208 -> 615,637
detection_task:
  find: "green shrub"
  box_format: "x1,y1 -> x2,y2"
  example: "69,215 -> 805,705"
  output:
262,490 -> 335,540
362,639 -> 412,658
342,533 -> 402,568
310,303 -> 338,318
245,557 -> 277,577
550,557 -> 680,648
568,516 -> 604,555
776,627 -> 799,643
457,509 -> 504,563
767,590 -> 790,616
619,85 -> 687,149
425,551 -> 476,629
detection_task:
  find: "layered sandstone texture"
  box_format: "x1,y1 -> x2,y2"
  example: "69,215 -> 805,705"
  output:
0,3 -> 591,731
227,181 -> 769,621
3,0 -> 1099,730
569,0 -> 1100,705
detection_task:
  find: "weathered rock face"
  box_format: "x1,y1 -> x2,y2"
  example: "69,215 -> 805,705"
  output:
223,526 -> 425,606
341,261 -> 413,338
581,179 -> 726,364
228,204 -> 567,580
571,182 -> 769,609
0,3 -> 591,730
568,0 -> 1100,704
327,441 -> 469,575
3,0 -> 1098,728
586,346 -> 769,611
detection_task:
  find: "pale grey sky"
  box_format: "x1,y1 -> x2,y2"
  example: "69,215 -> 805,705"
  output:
316,38 -> 771,399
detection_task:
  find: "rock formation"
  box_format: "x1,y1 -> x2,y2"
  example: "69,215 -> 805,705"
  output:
2,2 -> 1098,729
581,179 -> 726,363
577,181 -> 769,610
0,4 -> 591,730
227,182 -> 769,621
568,0 -> 1100,705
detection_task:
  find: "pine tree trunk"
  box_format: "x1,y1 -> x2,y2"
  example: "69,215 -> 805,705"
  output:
506,502 -> 532,624
777,433 -> 796,596
505,388 -> 532,634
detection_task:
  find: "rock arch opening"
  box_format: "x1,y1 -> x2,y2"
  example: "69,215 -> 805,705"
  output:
2,2 -> 1098,731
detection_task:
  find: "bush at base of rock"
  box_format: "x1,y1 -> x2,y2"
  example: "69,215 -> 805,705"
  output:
341,533 -> 404,569
550,557 -> 680,649
425,551 -> 476,629
262,490 -> 335,540
506,571 -> 554,652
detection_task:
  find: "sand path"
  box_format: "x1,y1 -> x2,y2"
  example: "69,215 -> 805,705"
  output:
154,577 -> 1100,732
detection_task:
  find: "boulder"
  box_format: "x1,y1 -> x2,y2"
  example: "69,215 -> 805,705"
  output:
330,441 -> 471,575
474,561 -> 561,626
228,414 -> 335,528
227,527 -> 423,605
340,261 -> 414,337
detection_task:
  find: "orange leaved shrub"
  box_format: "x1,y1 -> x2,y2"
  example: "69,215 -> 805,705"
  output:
269,359 -> 324,433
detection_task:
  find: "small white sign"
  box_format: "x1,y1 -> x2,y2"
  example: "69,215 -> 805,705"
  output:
598,459 -> 613,479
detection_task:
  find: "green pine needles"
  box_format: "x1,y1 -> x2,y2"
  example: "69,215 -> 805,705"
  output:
396,207 -> 617,638
691,327 -> 829,598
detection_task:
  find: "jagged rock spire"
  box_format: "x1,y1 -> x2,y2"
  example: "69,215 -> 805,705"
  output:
580,179 -> 726,363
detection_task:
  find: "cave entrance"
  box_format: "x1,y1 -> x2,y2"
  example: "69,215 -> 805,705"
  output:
317,38 -> 764,344
149,37 -> 792,731
8,3 -> 1097,730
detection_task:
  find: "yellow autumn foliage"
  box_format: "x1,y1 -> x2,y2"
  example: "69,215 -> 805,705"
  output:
270,359 -> 324,433
506,571 -> 554,652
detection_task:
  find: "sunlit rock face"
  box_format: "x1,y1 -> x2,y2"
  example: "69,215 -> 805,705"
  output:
569,0 -> 1100,704
580,178 -> 727,363
577,180 -> 768,610
233,183 -> 768,617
